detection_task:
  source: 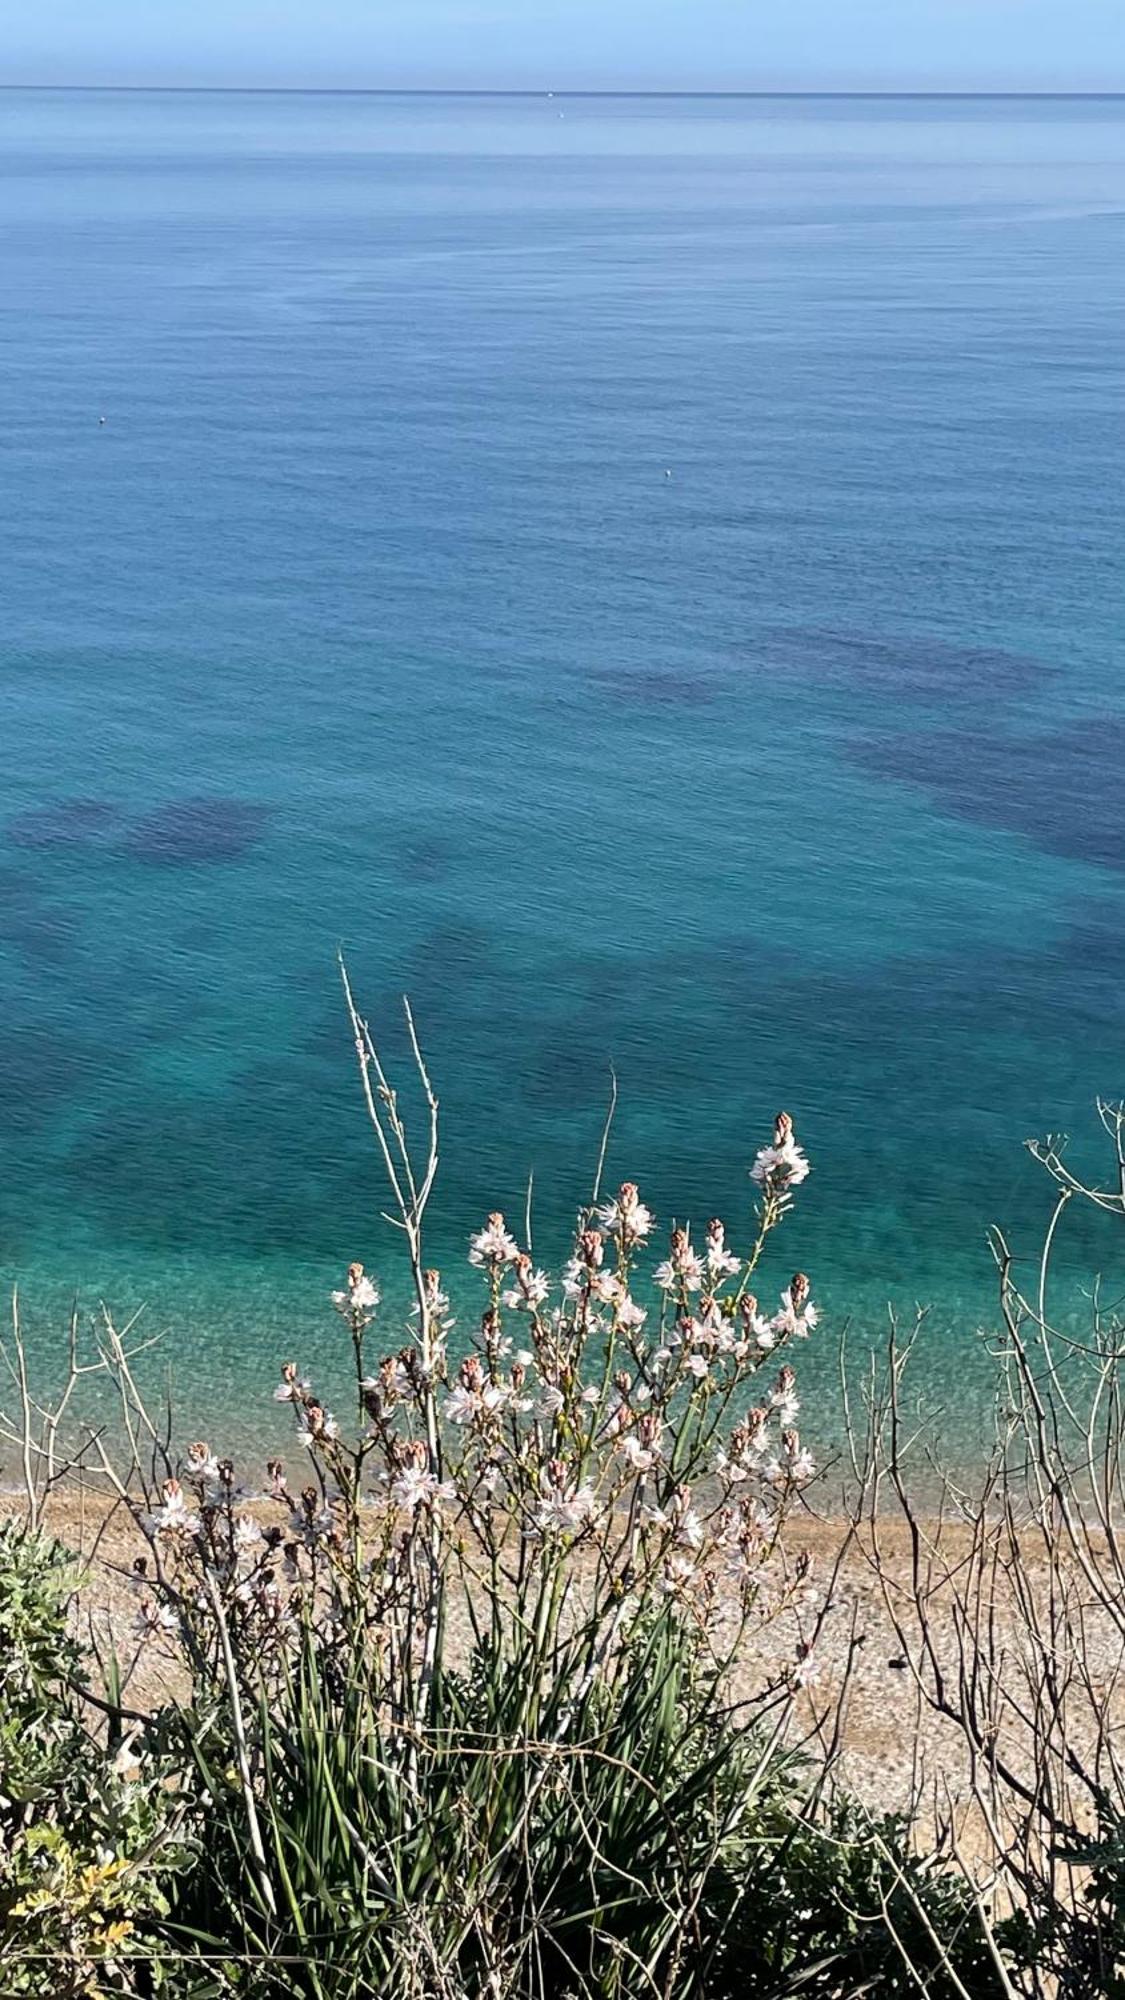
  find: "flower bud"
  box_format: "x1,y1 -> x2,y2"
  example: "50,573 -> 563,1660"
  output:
580,1228 -> 605,1269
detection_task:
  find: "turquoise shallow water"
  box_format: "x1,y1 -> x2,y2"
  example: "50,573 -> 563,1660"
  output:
1,90 -> 1124,1451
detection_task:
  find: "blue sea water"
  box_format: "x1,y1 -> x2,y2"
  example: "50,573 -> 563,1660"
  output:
1,89 -> 1123,1449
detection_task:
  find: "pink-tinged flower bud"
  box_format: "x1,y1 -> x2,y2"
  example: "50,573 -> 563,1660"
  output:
614,1370 -> 631,1396
790,1272 -> 810,1310
424,1268 -> 442,1304
461,1354 -> 483,1391
739,1294 -> 758,1325
706,1218 -> 725,1247
580,1228 -> 605,1269
670,1227 -> 688,1255
512,1362 -> 526,1391
281,1362 -> 298,1383
218,1459 -> 234,1486
774,1112 -> 794,1147
777,1363 -> 796,1396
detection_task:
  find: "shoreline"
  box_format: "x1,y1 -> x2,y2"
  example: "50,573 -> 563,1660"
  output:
0,1486 -> 1003,1818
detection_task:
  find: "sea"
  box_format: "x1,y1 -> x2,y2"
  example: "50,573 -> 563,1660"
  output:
1,89 -> 1123,1456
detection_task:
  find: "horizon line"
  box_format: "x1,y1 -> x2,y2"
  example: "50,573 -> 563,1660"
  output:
3,84 -> 1125,101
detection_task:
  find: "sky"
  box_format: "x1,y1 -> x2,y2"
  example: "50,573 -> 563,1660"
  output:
2,0 -> 1125,92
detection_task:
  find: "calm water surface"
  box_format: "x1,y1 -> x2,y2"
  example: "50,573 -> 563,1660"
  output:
1,91 -> 1123,1445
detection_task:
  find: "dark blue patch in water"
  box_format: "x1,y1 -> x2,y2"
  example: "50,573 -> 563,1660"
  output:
123,798 -> 270,866
8,799 -> 122,851
762,628 -> 1055,708
850,717 -> 1125,869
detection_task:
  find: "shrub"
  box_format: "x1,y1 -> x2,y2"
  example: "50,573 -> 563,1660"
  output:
0,1518 -> 186,1997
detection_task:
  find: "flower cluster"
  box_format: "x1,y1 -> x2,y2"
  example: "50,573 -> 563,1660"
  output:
130,1110 -> 822,1706
751,1111 -> 811,1206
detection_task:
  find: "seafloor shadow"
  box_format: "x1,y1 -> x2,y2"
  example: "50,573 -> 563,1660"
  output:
851,716 -> 1125,870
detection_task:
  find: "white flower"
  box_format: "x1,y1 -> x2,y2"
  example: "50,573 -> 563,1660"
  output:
597,1185 -> 654,1244
296,1407 -> 340,1447
684,1352 -> 710,1381
787,1446 -> 816,1483
391,1466 -> 455,1513
561,1256 -> 584,1300
751,1137 -> 810,1191
502,1268 -> 550,1310
232,1515 -> 261,1553
332,1272 -> 379,1313
661,1554 -> 698,1594
444,1383 -> 479,1426
772,1289 -> 819,1341
535,1477 -> 596,1536
704,1224 -> 740,1280
274,1368 -> 310,1403
714,1448 -> 743,1483
792,1649 -> 820,1690
618,1433 -> 655,1472
536,1384 -> 565,1420
184,1442 -> 220,1482
616,1295 -> 647,1332
132,1596 -> 178,1641
469,1214 -> 519,1267
676,1506 -> 706,1551
708,1247 -> 740,1278
771,1379 -> 800,1426
654,1253 -> 704,1292
147,1480 -> 199,1539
